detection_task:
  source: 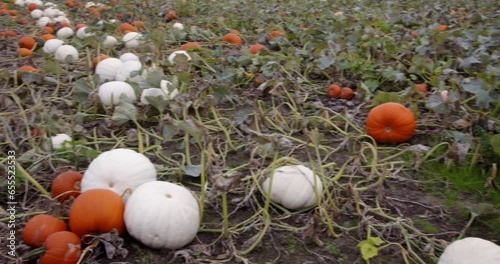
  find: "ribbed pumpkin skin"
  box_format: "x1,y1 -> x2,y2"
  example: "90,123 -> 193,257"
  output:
69,189 -> 125,237
23,214 -> 67,247
51,171 -> 83,201
39,231 -> 81,264
366,102 -> 416,143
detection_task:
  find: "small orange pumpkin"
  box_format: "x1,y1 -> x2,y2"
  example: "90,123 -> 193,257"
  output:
165,9 -> 177,21
179,42 -> 201,51
223,33 -> 242,46
51,171 -> 83,201
366,102 -> 416,143
41,34 -> 54,41
326,84 -> 342,98
18,36 -> 36,50
39,231 -> 81,264
27,3 -> 39,11
22,214 -> 67,247
18,48 -> 32,57
249,44 -> 264,54
340,87 -> 354,100
118,23 -> 136,33
18,65 -> 39,74
414,83 -> 428,94
69,189 -> 125,237
267,30 -> 283,41
132,20 -> 144,29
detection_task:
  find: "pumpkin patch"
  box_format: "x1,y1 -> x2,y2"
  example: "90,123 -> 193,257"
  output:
7,0 -> 499,263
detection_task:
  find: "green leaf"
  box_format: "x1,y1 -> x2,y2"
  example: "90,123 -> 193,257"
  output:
362,79 -> 380,93
462,79 -> 495,109
111,101 -> 137,126
73,78 -> 92,103
372,92 -> 400,105
317,54 -> 336,70
144,95 -> 168,113
42,60 -> 62,75
357,236 -> 384,261
181,164 -> 202,177
490,134 -> 500,155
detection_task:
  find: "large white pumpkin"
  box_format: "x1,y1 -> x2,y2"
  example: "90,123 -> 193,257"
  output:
438,237 -> 500,264
124,181 -> 200,249
81,149 -> 156,200
261,165 -> 323,210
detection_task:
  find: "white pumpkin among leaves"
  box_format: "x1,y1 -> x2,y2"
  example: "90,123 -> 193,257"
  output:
262,165 -> 323,210
439,237 -> 500,264
81,148 -> 156,200
124,181 -> 200,249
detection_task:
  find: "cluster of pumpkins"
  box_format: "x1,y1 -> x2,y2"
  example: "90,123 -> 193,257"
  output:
23,148 -> 200,263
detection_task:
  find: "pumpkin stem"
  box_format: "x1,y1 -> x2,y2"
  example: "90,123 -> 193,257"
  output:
384,127 -> 391,133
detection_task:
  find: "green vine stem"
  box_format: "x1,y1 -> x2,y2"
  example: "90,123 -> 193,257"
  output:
16,162 -> 50,197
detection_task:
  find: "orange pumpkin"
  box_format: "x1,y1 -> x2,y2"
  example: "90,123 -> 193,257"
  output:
165,9 -> 177,21
41,34 -> 54,41
27,3 -> 39,11
118,23 -> 136,33
51,171 -> 83,201
249,44 -> 264,54
435,24 -> 447,31
223,33 -> 242,46
340,87 -> 354,100
6,30 -> 17,37
18,36 -> 36,50
22,214 -> 67,247
18,65 -> 39,74
414,83 -> 428,94
132,20 -> 144,29
42,27 -> 54,34
267,30 -> 283,41
69,189 -> 125,237
326,84 -> 341,98
18,48 -> 32,57
39,231 -> 81,264
366,102 -> 416,143
179,42 -> 201,51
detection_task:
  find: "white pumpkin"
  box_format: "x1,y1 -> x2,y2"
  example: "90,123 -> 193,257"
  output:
115,60 -> 142,82
119,53 -> 139,63
102,35 -> 118,48
48,133 -> 72,150
172,22 -> 184,30
167,50 -> 192,64
54,45 -> 79,63
95,58 -> 123,82
56,27 -> 74,39
37,16 -> 52,27
81,149 -> 157,199
122,32 -> 143,48
76,27 -> 93,39
31,9 -> 44,19
124,181 -> 199,249
43,39 -> 64,54
261,165 -> 323,210
97,81 -> 136,106
439,237 -> 500,264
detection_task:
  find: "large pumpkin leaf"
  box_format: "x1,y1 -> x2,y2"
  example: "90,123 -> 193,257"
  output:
462,78 -> 496,109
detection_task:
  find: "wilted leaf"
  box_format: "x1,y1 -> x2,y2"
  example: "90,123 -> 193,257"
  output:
181,164 -> 202,177
42,60 -> 62,75
459,56 -> 481,69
